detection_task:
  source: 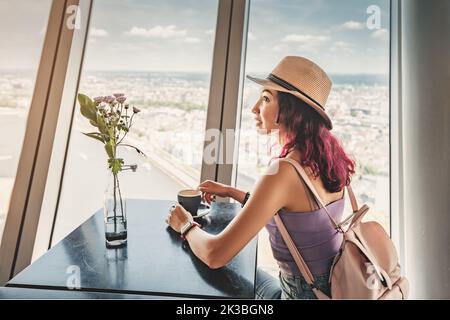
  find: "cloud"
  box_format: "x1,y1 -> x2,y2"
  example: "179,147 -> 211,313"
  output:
272,44 -> 289,52
330,41 -> 355,53
334,41 -> 352,48
183,37 -> 201,44
342,21 -> 365,30
109,42 -> 144,51
205,29 -> 215,35
248,32 -> 256,40
91,28 -> 108,37
125,25 -> 187,39
282,34 -> 329,44
371,28 -> 388,40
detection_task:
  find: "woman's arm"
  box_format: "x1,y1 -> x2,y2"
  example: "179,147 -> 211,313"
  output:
227,186 -> 248,204
198,181 -> 247,205
185,160 -> 292,269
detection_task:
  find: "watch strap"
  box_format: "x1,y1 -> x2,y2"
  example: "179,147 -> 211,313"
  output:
180,221 -> 201,240
242,192 -> 250,207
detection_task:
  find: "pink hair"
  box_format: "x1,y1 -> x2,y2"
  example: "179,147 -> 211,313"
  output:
271,92 -> 355,193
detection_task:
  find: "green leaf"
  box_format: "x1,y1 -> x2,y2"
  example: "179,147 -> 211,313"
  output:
108,158 -> 124,175
78,93 -> 98,124
82,132 -> 105,143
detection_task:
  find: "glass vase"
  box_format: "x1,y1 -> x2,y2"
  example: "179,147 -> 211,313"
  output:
104,169 -> 128,248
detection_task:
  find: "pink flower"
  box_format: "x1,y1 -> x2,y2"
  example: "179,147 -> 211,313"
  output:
93,96 -> 104,103
133,106 -> 141,114
104,96 -> 115,104
116,96 -> 127,104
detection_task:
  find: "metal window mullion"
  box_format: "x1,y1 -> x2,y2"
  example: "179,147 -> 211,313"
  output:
201,0 -> 234,184
201,0 -> 249,202
33,0 -> 93,260
389,0 -> 406,272
216,0 -> 249,199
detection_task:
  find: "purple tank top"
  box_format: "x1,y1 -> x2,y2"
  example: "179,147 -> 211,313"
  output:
265,197 -> 345,276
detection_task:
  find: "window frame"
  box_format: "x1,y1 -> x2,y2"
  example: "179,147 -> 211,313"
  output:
231,0 -> 399,272
389,0 -> 406,269
36,0 -> 249,259
33,0 -> 94,261
0,0 -> 93,284
1,0 -> 403,283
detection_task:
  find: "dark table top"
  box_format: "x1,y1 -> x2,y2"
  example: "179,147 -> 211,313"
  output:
0,286 -> 175,299
7,200 -> 257,299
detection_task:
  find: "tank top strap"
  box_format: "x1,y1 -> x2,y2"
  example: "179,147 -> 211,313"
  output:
281,158 -> 317,210
298,172 -> 318,211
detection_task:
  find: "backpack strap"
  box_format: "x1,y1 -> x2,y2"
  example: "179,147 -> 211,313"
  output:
346,184 -> 359,213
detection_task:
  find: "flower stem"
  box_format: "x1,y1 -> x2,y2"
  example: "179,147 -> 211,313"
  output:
116,173 -> 124,220
113,172 -> 117,233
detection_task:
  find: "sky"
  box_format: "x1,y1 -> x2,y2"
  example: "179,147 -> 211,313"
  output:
0,0 -> 390,74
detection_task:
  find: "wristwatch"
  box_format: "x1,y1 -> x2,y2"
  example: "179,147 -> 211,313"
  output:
180,221 -> 201,240
242,192 -> 251,207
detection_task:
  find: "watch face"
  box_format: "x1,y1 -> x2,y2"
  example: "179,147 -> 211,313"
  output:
181,221 -> 192,234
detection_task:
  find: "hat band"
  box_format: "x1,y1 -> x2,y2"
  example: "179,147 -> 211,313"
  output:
267,73 -> 325,111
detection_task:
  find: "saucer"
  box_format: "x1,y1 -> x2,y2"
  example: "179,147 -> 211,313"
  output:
192,203 -> 211,219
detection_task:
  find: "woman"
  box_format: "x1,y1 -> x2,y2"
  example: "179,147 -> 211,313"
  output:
165,56 -> 355,299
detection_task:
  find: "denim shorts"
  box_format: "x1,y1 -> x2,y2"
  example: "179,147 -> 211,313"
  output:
255,268 -> 331,300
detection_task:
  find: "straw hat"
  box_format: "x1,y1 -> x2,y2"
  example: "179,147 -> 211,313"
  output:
247,56 -> 333,129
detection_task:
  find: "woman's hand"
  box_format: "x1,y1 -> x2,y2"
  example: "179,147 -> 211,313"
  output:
165,204 -> 192,233
197,180 -> 231,204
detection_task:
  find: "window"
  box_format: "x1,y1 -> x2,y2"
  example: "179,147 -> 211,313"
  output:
0,0 -> 52,242
237,0 -> 391,274
50,0 -> 219,245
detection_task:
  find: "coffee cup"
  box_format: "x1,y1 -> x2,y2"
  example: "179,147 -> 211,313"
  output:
177,189 -> 203,216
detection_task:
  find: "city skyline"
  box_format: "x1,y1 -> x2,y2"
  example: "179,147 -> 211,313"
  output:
0,65 -> 391,247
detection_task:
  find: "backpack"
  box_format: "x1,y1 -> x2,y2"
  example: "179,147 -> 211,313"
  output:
274,158 -> 409,299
